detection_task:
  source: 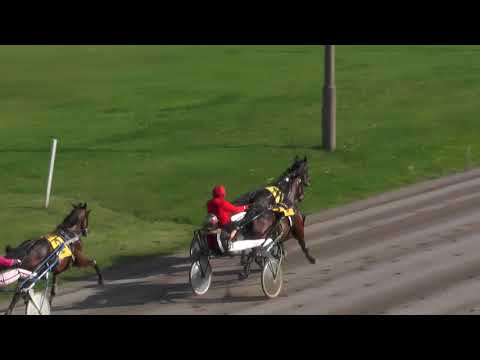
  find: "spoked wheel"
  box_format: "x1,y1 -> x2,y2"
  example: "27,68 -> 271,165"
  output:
261,243 -> 284,299
189,255 -> 212,296
25,291 -> 51,315
261,259 -> 283,299
25,271 -> 53,315
190,231 -> 204,260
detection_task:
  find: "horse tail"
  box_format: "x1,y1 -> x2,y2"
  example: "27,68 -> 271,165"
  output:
6,239 -> 39,260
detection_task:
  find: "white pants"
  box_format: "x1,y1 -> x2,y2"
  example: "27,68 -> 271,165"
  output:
0,268 -> 32,287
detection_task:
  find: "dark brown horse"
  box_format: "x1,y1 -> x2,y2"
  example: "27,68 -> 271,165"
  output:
234,156 -> 315,265
233,156 -> 311,208
4,203 -> 103,314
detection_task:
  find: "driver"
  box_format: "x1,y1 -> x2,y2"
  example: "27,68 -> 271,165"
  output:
0,255 -> 31,287
207,185 -> 249,229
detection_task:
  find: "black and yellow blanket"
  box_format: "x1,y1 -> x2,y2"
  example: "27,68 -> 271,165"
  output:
45,234 -> 73,260
265,186 -> 296,217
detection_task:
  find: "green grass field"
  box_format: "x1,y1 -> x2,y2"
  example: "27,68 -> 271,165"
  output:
1,45 -> 479,280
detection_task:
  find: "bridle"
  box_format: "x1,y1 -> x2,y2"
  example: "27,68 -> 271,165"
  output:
57,208 -> 89,238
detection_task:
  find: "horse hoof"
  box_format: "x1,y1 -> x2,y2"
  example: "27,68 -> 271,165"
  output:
238,273 -> 248,281
308,257 -> 316,265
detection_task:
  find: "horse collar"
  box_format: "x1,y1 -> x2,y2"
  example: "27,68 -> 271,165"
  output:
58,228 -> 79,242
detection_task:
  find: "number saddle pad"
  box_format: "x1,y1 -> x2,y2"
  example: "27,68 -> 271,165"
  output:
46,234 -> 73,260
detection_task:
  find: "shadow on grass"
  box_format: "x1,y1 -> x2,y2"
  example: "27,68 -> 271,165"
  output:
189,143 -> 323,151
8,206 -> 45,210
0,143 -> 324,154
0,147 -> 153,154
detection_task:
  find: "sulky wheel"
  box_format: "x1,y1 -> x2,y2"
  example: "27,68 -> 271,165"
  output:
190,232 -> 202,260
25,291 -> 51,315
261,257 -> 283,299
261,242 -> 284,299
189,255 -> 212,296
25,271 -> 53,315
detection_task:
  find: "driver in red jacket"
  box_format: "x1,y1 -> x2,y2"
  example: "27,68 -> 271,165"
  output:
207,185 -> 249,229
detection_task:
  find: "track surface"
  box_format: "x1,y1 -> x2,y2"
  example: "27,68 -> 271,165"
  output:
4,169 -> 480,315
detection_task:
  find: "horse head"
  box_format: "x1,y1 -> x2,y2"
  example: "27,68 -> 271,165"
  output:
58,202 -> 91,237
280,156 -> 310,185
292,177 -> 305,203
277,156 -> 310,203
290,156 -> 311,187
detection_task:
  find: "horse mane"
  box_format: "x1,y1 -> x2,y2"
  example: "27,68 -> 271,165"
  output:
232,158 -> 307,205
57,203 -> 86,231
58,211 -> 79,230
273,158 -> 305,186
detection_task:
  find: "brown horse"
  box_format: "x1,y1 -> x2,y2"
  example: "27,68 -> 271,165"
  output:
4,203 -> 103,314
246,178 -> 315,262
233,156 -> 311,208
234,156 -> 316,265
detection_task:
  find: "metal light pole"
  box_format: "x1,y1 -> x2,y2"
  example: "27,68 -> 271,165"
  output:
322,45 -> 336,151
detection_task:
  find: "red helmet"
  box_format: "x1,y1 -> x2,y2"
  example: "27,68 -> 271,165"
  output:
212,185 -> 226,198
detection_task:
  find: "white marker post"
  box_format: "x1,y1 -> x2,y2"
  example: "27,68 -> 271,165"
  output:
45,138 -> 58,208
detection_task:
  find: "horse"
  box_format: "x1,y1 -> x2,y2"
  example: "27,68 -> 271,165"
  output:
4,203 -> 103,315
233,155 -> 311,208
234,156 -> 316,266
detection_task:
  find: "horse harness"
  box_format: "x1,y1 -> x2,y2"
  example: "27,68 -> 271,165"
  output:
264,186 -> 296,227
43,229 -> 80,263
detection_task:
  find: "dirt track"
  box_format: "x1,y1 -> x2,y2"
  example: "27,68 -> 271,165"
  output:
4,169 -> 480,315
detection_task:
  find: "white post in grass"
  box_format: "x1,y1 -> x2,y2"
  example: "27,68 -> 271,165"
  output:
45,138 -> 58,208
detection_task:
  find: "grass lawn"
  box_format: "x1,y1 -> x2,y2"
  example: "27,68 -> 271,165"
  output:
1,45 -> 479,281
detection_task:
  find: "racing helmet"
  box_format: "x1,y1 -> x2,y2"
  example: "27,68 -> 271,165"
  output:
212,185 -> 226,198
204,213 -> 219,229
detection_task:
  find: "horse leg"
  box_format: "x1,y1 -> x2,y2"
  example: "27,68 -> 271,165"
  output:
280,241 -> 288,258
238,251 -> 255,280
74,253 -> 104,286
254,248 -> 265,269
49,258 -> 72,305
5,290 -> 22,315
291,213 -> 316,264
240,250 -> 248,266
49,273 -> 57,305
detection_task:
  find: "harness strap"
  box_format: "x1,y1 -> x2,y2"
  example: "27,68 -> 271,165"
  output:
44,232 -> 79,262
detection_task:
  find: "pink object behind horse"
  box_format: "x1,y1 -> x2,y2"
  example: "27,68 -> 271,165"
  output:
0,256 -> 14,268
